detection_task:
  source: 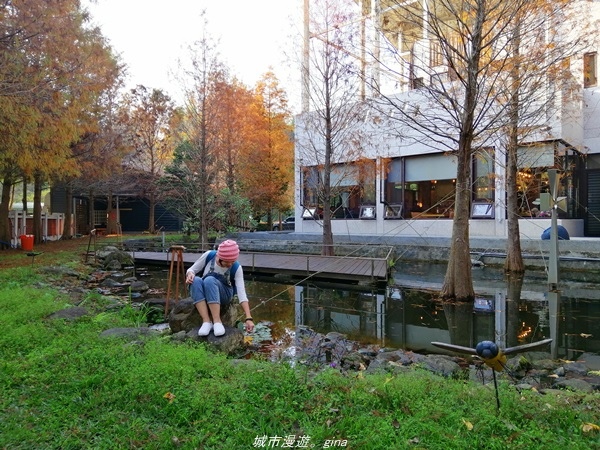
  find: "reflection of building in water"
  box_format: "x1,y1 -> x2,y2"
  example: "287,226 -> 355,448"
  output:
290,284 -> 599,362
295,285 -> 385,342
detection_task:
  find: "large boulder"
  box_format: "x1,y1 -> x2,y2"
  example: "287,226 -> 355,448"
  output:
47,306 -> 90,321
167,298 -> 240,332
101,250 -> 134,270
187,326 -> 245,355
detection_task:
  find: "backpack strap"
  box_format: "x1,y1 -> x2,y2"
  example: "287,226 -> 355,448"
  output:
206,250 -> 217,264
231,262 -> 240,277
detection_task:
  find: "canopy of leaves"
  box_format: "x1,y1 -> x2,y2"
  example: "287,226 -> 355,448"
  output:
0,0 -> 121,248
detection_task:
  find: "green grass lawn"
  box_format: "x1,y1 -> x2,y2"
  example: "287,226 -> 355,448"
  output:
1,250 -> 599,449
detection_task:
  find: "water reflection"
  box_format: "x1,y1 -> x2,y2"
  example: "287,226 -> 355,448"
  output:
143,267 -> 600,361
244,278 -> 599,361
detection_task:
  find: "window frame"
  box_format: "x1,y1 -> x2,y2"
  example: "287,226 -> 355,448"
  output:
584,52 -> 597,88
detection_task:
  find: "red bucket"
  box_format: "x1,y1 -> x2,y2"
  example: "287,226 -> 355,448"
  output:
20,235 -> 34,251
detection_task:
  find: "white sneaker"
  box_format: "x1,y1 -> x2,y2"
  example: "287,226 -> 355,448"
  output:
198,322 -> 213,336
213,322 -> 225,337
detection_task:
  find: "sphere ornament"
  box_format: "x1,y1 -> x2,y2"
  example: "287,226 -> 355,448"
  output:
476,340 -> 499,359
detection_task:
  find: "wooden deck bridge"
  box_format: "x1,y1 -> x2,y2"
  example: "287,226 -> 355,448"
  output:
131,250 -> 391,284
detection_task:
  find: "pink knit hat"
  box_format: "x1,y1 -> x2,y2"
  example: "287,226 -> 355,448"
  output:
217,239 -> 240,262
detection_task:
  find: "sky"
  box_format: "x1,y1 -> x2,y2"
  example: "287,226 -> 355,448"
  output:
83,0 -> 302,111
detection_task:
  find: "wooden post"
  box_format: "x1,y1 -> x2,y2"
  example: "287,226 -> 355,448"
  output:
165,245 -> 186,317
85,229 -> 97,264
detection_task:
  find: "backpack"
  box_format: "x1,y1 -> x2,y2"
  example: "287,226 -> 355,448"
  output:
205,250 -> 240,291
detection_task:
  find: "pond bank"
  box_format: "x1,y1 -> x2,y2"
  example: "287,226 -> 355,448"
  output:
41,257 -> 600,396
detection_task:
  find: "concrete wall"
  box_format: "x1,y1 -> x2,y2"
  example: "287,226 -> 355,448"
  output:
292,216 -> 584,239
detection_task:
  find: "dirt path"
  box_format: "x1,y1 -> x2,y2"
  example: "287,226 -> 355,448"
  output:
0,237 -> 91,269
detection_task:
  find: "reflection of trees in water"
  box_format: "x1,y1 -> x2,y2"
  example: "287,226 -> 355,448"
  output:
140,264 -> 598,358
506,275 -> 524,348
305,288 -> 353,335
244,279 -> 295,326
401,290 -> 447,328
443,301 -> 474,348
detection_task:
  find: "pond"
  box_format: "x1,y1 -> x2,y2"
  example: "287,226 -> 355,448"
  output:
138,261 -> 600,362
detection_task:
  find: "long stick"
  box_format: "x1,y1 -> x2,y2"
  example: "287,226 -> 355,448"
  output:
85,229 -> 96,263
492,369 -> 500,410
165,249 -> 175,318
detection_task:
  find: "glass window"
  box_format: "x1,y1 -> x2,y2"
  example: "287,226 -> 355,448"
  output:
405,154 -> 457,218
302,166 -> 321,215
517,167 -> 548,216
302,160 -> 376,220
584,52 -> 597,88
405,153 -> 458,180
473,148 -> 495,203
383,158 -> 403,205
383,154 -> 457,218
516,143 -> 583,219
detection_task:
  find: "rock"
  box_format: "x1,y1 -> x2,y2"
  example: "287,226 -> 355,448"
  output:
377,350 -> 403,362
357,347 -> 378,358
386,360 -> 413,374
421,355 -> 461,377
365,359 -> 389,373
105,259 -> 123,270
143,298 -> 167,314
170,331 -> 187,342
100,278 -> 125,288
99,327 -> 158,339
397,351 -> 426,366
341,352 -> 367,370
582,373 -> 600,390
578,353 -> 600,371
168,299 -> 201,333
564,361 -> 588,376
365,359 -> 411,374
95,246 -> 120,259
553,378 -> 594,393
324,332 -> 346,343
167,298 -> 240,332
47,306 -> 89,321
102,250 -> 134,270
506,355 -> 533,372
532,359 -> 560,371
129,280 -> 149,292
188,325 -> 244,355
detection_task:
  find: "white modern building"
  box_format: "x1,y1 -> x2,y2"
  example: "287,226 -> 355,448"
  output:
293,0 -> 600,239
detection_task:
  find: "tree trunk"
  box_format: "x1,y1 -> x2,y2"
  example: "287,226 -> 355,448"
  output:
505,138 -> 524,273
148,192 -> 156,234
504,25 -> 524,274
321,168 -> 334,256
107,192 -> 117,235
33,172 -> 43,245
62,183 -> 73,239
0,171 -> 14,249
21,176 -> 27,230
88,188 -> 95,233
322,207 -> 334,256
199,189 -> 209,250
441,148 -> 474,301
